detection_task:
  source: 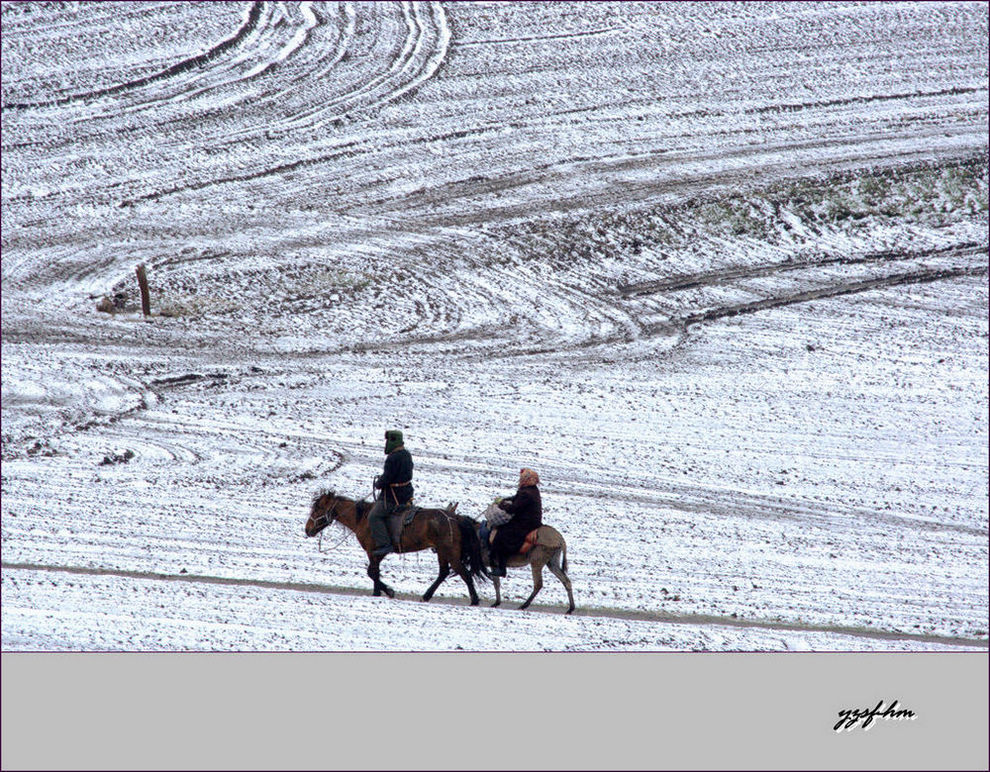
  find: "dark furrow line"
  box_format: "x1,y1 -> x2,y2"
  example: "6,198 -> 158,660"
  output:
103,110 -> 986,210
746,85 -> 985,116
618,242 -> 987,297
0,2 -> 179,37
454,26 -> 621,48
680,265 -> 989,326
118,142 -> 362,206
1,2 -> 263,112
2,561 -> 985,648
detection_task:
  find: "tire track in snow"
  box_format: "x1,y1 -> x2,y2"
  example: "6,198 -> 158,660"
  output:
5,2 -> 353,151
679,265 -> 989,328
445,247 -> 988,359
367,125 -> 987,227
2,561 -> 985,649
0,353 -> 158,456
617,242 -> 988,298
239,1 -> 322,81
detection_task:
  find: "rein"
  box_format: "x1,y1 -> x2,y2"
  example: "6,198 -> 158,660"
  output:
318,525 -> 350,553
312,495 -> 346,552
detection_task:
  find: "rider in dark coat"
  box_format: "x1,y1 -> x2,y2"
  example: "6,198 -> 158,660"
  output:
490,468 -> 542,576
369,430 -> 414,557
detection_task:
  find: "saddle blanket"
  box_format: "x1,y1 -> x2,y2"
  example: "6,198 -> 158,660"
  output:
519,528 -> 540,555
489,527 -> 540,555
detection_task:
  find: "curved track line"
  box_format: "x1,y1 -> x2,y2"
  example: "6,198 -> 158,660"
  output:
1,2 -> 264,111
117,2 -> 449,205
242,1 -> 320,79
3,561 -> 985,649
264,0 -> 450,135
144,2 -> 331,118
116,2 -> 291,111
214,2 -> 357,144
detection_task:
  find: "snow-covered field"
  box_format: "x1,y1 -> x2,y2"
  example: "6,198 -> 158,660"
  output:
2,1 -> 988,652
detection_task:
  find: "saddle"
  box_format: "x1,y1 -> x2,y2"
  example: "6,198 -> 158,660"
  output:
386,505 -> 419,552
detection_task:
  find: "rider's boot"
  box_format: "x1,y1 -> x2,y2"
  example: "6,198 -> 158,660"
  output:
370,515 -> 392,558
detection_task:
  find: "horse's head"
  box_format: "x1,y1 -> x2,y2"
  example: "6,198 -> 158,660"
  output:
305,490 -> 340,537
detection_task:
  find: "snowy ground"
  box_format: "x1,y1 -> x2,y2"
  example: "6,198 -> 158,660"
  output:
2,1 -> 988,652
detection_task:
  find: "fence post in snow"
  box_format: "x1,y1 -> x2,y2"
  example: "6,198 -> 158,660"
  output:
135,263 -> 151,316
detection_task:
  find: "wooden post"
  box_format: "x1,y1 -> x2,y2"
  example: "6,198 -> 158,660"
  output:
135,264 -> 151,317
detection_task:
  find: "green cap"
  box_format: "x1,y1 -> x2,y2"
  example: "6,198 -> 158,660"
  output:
385,430 -> 404,454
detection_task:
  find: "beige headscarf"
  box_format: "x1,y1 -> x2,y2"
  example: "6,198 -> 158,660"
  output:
519,468 -> 540,487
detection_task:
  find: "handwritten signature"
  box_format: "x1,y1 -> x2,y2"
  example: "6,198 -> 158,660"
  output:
834,700 -> 916,732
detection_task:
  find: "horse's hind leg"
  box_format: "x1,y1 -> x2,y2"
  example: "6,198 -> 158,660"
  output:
518,563 -> 544,610
547,550 -> 575,614
451,557 -> 479,606
422,557 -> 450,602
491,576 -> 501,608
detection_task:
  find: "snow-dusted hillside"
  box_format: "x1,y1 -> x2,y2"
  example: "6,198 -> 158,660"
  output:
2,1 -> 987,652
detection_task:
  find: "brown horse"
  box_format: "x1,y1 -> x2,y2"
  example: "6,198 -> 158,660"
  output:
479,523 -> 575,614
305,490 -> 488,605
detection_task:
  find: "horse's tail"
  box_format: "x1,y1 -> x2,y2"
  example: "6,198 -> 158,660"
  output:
561,540 -> 568,574
457,515 -> 490,582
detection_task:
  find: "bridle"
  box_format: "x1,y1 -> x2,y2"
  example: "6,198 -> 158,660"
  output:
309,494 -> 339,534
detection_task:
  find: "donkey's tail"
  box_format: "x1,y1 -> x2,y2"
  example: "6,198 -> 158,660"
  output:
457,515 -> 490,582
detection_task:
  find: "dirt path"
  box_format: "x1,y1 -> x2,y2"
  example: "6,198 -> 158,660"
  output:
4,560 -> 985,650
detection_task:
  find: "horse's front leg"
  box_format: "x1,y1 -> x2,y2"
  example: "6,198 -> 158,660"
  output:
367,555 -> 395,599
